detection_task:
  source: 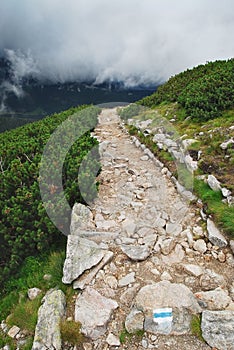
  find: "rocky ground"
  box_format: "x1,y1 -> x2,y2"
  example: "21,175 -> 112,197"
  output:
15,108 -> 234,350
61,108 -> 234,350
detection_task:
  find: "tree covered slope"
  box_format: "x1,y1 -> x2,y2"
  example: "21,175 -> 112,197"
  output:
0,105 -> 100,286
140,59 -> 234,121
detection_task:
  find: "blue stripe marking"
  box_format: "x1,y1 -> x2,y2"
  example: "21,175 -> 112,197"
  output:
153,312 -> 172,318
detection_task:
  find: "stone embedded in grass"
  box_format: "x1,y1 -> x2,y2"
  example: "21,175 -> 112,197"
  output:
27,287 -> 42,301
7,325 -> 20,338
207,175 -> 222,192
207,219 -> 227,248
32,290 -> 66,350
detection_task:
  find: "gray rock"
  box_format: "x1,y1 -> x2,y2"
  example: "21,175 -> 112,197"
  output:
140,234 -> 157,247
105,275 -> 118,289
207,175 -> 221,192
125,308 -> 144,333
62,236 -> 105,284
154,217 -> 166,228
141,338 -> 148,349
79,230 -> 119,244
201,310 -> 234,350
32,290 -> 66,350
70,203 -> 95,234
118,272 -> 135,287
160,238 -> 176,255
220,138 -> 234,150
175,180 -> 197,202
222,187 -> 232,198
73,251 -> 114,290
137,227 -> 154,238
7,326 -> 20,338
230,240 -> 234,255
195,288 -> 231,310
207,219 -> 228,248
161,244 -> 185,265
160,271 -> 172,281
193,239 -> 207,254
106,333 -> 120,347
141,155 -> 149,161
121,244 -> 151,261
200,269 -> 226,291
184,154 -> 198,172
182,139 -> 197,149
184,229 -> 194,248
135,281 -> 201,335
166,223 -> 182,236
120,284 -> 140,306
27,287 -> 42,300
95,213 -> 116,230
182,264 -> 204,277
75,287 -> 118,340
122,219 -> 137,236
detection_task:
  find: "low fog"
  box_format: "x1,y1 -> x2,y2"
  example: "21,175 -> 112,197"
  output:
0,0 -> 234,87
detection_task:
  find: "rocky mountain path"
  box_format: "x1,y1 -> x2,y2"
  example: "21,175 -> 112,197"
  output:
62,108 -> 234,350
29,108 -> 234,350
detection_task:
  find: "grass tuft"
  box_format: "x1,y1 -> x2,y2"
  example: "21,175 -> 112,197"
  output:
60,320 -> 84,346
190,315 -> 204,342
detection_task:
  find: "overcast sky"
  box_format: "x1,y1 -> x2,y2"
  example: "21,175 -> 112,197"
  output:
0,0 -> 233,86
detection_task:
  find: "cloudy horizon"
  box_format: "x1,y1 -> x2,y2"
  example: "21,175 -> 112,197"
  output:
0,0 -> 234,87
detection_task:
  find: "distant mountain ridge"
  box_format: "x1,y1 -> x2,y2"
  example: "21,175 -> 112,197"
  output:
0,57 -> 156,132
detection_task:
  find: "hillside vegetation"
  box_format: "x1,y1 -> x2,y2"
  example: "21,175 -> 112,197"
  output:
0,105 -> 100,289
140,58 -> 234,121
121,59 -> 234,238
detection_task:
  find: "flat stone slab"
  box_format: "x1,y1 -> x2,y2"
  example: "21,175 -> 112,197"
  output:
201,310 -> 234,350
75,287 -> 118,340
62,236 -> 105,284
32,290 -> 66,350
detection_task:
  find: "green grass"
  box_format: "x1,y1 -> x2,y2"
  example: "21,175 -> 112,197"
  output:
0,332 -> 15,350
0,248 -> 71,320
190,315 -> 204,342
7,296 -> 42,333
194,178 -> 234,238
119,327 -> 144,344
60,320 -> 84,346
0,248 -> 78,348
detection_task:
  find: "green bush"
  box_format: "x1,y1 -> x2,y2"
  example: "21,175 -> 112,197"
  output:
140,59 -> 234,121
0,105 -> 101,286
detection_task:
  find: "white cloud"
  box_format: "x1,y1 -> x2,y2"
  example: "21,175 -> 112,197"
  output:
0,0 -> 233,86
